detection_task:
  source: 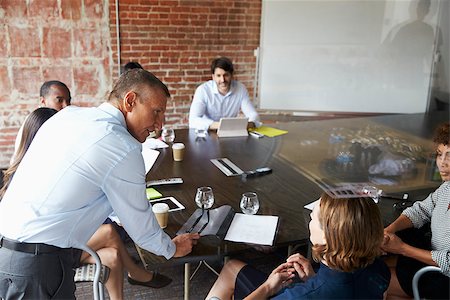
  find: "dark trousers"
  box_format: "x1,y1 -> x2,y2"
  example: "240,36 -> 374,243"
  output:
0,246 -> 80,299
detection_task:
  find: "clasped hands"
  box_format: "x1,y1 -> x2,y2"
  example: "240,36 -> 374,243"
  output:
381,229 -> 405,255
260,253 -> 315,297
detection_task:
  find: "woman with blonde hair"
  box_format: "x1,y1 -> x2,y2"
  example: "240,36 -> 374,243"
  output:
206,193 -> 390,299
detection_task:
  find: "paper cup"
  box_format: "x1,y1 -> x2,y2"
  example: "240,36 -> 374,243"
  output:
172,143 -> 185,161
152,203 -> 169,228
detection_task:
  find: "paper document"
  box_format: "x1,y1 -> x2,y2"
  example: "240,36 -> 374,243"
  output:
141,147 -> 160,174
304,198 -> 320,210
225,214 -> 278,246
142,138 -> 168,149
251,126 -> 288,138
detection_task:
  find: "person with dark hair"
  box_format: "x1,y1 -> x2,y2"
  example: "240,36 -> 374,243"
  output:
0,69 -> 199,299
382,122 -> 450,299
189,56 -> 260,130
123,61 -> 144,74
11,80 -> 71,163
206,193 -> 390,299
0,107 -> 57,199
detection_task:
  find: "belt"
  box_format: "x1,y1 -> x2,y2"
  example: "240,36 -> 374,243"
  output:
0,235 -> 70,255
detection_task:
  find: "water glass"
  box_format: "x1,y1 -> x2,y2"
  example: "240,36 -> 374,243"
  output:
240,192 -> 260,215
195,186 -> 214,209
161,127 -> 175,143
362,185 -> 380,203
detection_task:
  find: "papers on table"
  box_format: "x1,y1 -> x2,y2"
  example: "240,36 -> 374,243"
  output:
304,198 -> 320,210
142,137 -> 168,149
251,126 -> 288,138
225,213 -> 278,246
141,147 -> 160,174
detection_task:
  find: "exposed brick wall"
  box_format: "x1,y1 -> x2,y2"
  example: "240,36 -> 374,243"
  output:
0,0 -> 113,167
109,0 -> 261,126
0,0 -> 261,168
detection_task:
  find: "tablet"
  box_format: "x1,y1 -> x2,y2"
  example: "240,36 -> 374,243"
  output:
217,117 -> 249,137
149,196 -> 185,212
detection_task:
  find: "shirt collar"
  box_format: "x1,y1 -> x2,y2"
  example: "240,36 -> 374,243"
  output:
98,102 -> 126,128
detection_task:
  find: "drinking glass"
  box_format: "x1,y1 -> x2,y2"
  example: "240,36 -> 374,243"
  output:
195,186 -> 215,209
240,192 -> 260,215
161,127 -> 175,143
362,185 -> 380,203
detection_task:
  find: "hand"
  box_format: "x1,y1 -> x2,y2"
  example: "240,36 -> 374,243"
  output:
209,122 -> 219,130
172,233 -> 200,257
247,122 -> 256,129
381,232 -> 405,255
286,253 -> 315,281
259,262 -> 295,297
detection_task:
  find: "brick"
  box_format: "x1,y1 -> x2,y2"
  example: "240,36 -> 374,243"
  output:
0,66 -> 11,98
73,29 -> 102,57
12,66 -> 41,94
85,0 -> 103,19
73,65 -> 101,95
29,0 -> 59,18
42,66 -> 73,89
43,27 -> 72,58
9,26 -> 40,57
61,0 -> 82,20
0,29 -> 7,57
2,0 -> 27,18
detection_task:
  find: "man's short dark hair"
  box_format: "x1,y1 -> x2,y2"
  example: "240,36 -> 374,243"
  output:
122,61 -> 143,74
108,69 -> 170,103
40,81 -> 70,98
211,57 -> 234,74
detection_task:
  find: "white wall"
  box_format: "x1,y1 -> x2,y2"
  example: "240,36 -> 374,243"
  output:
258,0 -> 443,113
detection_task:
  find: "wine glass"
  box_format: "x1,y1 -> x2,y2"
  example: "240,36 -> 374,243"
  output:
195,186 -> 214,209
161,127 -> 175,143
240,192 -> 260,215
362,185 -> 380,203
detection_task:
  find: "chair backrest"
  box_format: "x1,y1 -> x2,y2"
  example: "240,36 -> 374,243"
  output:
77,245 -> 108,300
412,266 -> 442,300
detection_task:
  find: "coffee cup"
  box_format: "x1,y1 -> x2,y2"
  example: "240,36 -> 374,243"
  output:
172,143 -> 185,161
152,203 -> 169,228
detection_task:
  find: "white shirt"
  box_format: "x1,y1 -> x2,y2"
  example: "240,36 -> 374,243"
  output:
0,103 -> 176,259
188,80 -> 260,129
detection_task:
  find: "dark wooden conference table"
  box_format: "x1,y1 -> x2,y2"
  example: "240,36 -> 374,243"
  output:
137,111 -> 448,299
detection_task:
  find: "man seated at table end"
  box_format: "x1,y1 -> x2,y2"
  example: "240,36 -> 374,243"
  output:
189,56 -> 261,131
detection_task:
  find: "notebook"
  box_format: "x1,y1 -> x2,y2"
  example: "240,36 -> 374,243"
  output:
217,117 -> 249,137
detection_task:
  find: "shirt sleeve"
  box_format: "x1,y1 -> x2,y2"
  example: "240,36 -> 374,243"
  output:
102,148 -> 176,259
402,192 -> 434,228
189,85 -> 214,130
239,84 -> 261,127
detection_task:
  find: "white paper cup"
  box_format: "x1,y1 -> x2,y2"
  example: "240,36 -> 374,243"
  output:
152,203 -> 169,228
172,143 -> 185,161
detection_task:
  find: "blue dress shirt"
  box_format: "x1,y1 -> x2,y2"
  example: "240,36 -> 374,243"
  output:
0,103 -> 176,259
188,80 -> 260,129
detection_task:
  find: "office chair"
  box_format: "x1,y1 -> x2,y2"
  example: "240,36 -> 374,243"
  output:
74,246 -> 110,300
412,265 -> 442,300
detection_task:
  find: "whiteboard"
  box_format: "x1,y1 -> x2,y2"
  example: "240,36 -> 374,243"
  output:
258,0 -> 440,113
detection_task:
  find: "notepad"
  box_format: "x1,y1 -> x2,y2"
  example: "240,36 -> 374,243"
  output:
225,214 -> 279,246
146,188 -> 162,199
250,126 -> 288,138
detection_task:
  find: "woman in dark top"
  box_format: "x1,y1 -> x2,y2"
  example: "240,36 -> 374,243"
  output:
206,193 -> 390,299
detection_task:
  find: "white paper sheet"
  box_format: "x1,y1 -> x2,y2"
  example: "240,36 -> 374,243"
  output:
142,137 -> 168,149
225,214 -> 278,246
141,147 -> 160,174
304,198 -> 320,211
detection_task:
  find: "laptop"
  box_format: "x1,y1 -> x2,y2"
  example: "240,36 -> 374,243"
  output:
217,117 -> 249,137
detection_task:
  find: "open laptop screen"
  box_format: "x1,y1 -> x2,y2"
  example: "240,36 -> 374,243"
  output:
217,117 -> 249,137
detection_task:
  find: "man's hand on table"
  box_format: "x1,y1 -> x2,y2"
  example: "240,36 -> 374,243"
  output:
172,233 -> 200,257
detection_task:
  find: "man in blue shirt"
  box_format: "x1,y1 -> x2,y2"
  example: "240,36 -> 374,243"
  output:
0,69 -> 199,299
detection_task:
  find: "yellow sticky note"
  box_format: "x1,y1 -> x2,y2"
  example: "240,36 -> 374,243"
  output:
252,126 -> 288,138
146,188 -> 162,200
